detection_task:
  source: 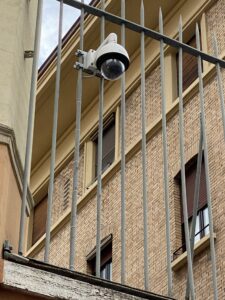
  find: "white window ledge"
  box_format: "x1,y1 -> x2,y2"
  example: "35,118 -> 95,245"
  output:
171,233 -> 216,271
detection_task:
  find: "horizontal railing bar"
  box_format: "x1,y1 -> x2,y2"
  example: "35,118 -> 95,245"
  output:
59,0 -> 225,68
172,224 -> 210,258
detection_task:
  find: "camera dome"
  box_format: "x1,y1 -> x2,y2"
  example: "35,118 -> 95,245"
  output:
96,42 -> 129,80
101,59 -> 125,81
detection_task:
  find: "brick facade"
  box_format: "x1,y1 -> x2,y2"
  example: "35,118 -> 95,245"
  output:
32,0 -> 225,299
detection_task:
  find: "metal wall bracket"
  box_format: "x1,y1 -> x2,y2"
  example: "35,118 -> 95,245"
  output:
3,240 -> 29,263
24,50 -> 34,59
74,62 -> 102,78
3,240 -> 13,257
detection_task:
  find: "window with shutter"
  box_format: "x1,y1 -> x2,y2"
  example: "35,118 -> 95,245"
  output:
94,116 -> 115,178
173,154 -> 209,259
32,195 -> 48,245
87,235 -> 112,281
181,158 -> 207,222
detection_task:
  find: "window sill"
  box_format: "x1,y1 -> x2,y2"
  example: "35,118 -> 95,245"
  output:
171,233 -> 216,271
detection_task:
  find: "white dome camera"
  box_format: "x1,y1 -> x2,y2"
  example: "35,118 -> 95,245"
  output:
95,35 -> 129,80
80,33 -> 129,81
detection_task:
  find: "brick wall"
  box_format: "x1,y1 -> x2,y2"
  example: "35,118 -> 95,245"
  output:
51,147 -> 84,226
206,0 -> 225,55
125,65 -> 161,149
32,0 -> 225,298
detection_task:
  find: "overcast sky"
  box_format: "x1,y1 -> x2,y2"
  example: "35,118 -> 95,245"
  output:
39,0 -> 91,67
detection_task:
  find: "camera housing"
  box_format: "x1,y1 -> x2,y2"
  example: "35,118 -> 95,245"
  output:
96,41 -> 129,80
80,33 -> 130,81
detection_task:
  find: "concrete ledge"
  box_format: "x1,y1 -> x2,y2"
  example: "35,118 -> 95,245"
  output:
1,254 -> 174,300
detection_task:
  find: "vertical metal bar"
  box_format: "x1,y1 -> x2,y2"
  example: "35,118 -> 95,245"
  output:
213,34 -> 225,141
96,0 -> 105,278
159,8 -> 173,297
120,0 -> 126,285
18,0 -> 43,255
185,116 -> 203,299
177,16 -> 196,300
196,24 -> 218,300
69,0 -> 84,270
44,0 -> 64,263
140,0 -> 149,291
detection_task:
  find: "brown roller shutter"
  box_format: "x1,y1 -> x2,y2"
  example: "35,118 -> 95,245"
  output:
181,158 -> 207,222
32,195 -> 48,245
94,115 -> 115,177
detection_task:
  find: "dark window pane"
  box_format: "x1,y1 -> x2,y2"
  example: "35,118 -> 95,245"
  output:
181,158 -> 207,221
180,205 -> 208,255
95,119 -> 115,177
87,240 -> 112,281
100,259 -> 112,280
203,206 -> 209,235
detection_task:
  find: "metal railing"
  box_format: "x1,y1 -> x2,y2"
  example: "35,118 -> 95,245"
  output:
17,0 -> 225,299
172,224 -> 210,260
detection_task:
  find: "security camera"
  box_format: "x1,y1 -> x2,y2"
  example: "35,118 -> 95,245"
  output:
76,33 -> 129,81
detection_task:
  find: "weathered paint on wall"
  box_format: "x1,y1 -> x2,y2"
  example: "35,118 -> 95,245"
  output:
0,0 -> 37,165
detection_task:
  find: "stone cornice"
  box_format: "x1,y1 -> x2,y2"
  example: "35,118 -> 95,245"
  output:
0,124 -> 34,213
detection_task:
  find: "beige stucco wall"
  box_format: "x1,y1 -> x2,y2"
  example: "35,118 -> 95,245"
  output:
0,0 -> 38,255
0,145 -> 24,256
0,0 -> 37,165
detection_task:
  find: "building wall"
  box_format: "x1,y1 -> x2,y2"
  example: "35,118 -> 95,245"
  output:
0,144 -> 23,255
0,0 -> 37,255
29,0 -> 225,299
0,0 -> 37,164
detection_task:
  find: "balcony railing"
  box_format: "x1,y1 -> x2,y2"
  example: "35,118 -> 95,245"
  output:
172,224 -> 210,261
13,0 -> 225,299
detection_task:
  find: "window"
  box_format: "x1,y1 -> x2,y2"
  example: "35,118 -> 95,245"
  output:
186,205 -> 209,244
176,34 -> 200,92
87,236 -> 112,281
32,194 -> 47,245
93,115 -> 115,178
84,113 -> 118,188
100,259 -> 112,280
173,155 -> 209,259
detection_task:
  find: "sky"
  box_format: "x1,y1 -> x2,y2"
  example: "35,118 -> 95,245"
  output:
39,0 -> 91,67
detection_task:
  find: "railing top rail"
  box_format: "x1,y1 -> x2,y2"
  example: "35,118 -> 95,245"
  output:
60,0 -> 225,68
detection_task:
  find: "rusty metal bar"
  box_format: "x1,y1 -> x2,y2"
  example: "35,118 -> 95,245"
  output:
18,0 -> 43,255
185,116 -> 203,299
196,24 -> 218,300
96,0 -> 105,278
213,34 -> 225,141
159,8 -> 173,297
69,0 -> 84,270
177,16 -> 195,299
44,0 -> 64,263
120,0 -> 126,285
140,0 -> 149,291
